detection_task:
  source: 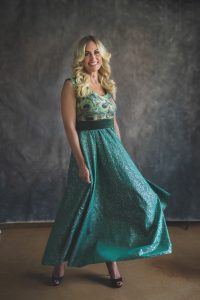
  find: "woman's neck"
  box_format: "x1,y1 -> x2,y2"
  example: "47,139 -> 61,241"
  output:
89,71 -> 99,84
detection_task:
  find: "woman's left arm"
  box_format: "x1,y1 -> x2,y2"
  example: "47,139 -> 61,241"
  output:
114,115 -> 121,140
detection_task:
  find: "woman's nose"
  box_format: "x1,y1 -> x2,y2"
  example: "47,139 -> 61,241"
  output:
90,53 -> 96,60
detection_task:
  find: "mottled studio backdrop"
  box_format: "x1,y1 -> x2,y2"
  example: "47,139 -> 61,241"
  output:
0,0 -> 199,222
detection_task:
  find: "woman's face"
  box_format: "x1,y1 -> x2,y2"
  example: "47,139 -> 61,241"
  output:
82,41 -> 102,74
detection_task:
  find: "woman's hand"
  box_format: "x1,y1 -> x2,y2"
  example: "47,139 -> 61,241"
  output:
78,164 -> 91,184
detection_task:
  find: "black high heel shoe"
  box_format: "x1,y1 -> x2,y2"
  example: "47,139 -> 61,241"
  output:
51,274 -> 64,286
110,276 -> 123,288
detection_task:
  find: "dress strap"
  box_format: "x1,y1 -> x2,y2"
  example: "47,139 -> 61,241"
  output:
66,77 -> 77,90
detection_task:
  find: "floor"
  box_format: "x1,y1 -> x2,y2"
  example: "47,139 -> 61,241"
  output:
0,222 -> 199,300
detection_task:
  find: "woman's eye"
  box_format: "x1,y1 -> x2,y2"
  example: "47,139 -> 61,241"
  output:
85,51 -> 100,56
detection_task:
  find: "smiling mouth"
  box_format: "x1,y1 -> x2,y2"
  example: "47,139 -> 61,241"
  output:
89,62 -> 98,66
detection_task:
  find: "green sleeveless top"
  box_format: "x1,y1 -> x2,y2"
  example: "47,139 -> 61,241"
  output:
66,77 -> 117,121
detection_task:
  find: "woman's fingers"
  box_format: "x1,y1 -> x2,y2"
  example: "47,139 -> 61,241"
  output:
78,165 -> 91,184
86,171 -> 91,183
84,168 -> 91,183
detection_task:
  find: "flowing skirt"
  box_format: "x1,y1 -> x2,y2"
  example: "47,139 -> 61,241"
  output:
41,120 -> 172,267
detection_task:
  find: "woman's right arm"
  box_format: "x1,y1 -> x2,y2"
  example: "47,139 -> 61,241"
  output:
60,79 -> 91,183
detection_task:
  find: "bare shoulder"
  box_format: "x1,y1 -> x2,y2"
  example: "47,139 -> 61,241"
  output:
61,78 -> 76,99
62,78 -> 73,92
60,79 -> 76,126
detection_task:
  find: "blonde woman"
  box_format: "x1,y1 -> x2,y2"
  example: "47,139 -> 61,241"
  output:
41,35 -> 172,288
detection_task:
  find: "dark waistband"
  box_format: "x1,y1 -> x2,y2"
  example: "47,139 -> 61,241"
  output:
76,118 -> 114,131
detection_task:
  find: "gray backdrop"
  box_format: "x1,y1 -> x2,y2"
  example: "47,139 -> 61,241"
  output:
0,0 -> 199,223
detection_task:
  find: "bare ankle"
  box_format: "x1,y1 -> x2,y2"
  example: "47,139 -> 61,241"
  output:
106,261 -> 121,279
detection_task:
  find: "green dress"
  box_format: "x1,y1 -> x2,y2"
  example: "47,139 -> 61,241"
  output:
41,77 -> 172,268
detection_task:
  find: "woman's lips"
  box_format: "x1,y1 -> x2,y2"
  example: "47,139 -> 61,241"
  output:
89,62 -> 98,66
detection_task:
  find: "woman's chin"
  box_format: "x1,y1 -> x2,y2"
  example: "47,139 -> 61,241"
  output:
87,66 -> 101,73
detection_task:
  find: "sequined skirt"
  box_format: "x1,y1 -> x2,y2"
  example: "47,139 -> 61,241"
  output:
41,119 -> 172,267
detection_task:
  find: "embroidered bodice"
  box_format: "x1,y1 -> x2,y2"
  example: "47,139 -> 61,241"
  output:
67,77 -> 117,121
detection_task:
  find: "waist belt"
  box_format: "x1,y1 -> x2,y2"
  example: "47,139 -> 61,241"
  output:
76,118 -> 114,131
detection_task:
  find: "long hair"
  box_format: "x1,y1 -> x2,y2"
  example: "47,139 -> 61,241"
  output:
72,35 -> 117,100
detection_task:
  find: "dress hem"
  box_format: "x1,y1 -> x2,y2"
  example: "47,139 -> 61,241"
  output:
41,246 -> 173,268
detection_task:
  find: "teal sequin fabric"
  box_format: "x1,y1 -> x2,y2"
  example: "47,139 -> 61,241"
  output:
41,77 -> 172,268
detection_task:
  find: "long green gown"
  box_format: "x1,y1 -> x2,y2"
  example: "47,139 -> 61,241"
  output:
41,77 -> 172,268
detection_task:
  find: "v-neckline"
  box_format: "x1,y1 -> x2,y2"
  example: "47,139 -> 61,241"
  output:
89,87 -> 108,97
92,90 -> 108,97
89,85 -> 108,97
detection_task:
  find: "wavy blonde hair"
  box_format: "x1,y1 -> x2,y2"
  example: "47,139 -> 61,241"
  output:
72,35 -> 117,100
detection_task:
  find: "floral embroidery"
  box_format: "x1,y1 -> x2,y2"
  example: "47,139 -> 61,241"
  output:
68,77 -> 117,121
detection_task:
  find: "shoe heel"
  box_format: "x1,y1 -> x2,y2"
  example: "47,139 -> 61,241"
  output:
110,276 -> 123,288
52,275 -> 64,286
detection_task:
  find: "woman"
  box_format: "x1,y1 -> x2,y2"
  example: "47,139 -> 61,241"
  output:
41,35 -> 172,288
